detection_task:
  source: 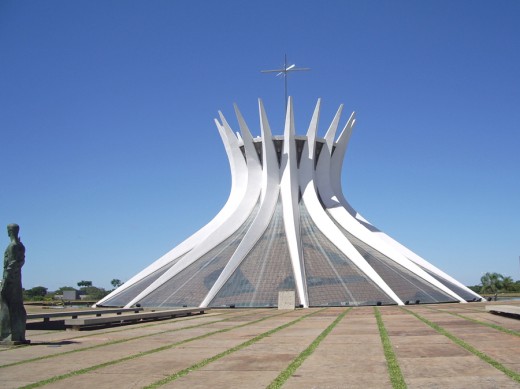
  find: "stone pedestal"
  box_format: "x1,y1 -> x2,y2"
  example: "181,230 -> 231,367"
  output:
278,291 -> 295,310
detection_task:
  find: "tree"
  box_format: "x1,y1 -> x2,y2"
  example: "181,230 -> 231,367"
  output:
55,286 -> 78,294
480,272 -> 504,293
77,280 -> 93,288
502,276 -> 515,292
111,279 -> 123,288
83,286 -> 109,300
24,286 -> 48,300
467,285 -> 481,293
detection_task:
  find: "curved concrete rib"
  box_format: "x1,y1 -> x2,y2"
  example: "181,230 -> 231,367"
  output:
376,232 -> 482,299
97,115 -> 250,306
280,97 -> 308,307
301,100 -> 404,305
101,98 -> 482,309
320,109 -> 466,303
331,130 -> 476,298
125,112 -> 263,307
200,102 -> 280,307
330,112 -> 358,217
329,113 -> 478,300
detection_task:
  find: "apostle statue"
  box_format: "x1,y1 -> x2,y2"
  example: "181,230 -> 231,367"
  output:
0,223 -> 28,343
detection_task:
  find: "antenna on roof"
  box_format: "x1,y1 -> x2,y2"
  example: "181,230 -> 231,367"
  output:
261,54 -> 310,111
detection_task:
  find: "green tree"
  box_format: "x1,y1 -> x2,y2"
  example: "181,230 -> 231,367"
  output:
502,276 -> 515,292
55,286 -> 78,294
111,279 -> 123,288
24,286 -> 48,300
480,272 -> 504,293
467,285 -> 481,293
83,286 -> 109,300
77,280 -> 93,288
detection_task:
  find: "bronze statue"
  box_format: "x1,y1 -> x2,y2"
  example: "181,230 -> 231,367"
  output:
0,223 -> 28,343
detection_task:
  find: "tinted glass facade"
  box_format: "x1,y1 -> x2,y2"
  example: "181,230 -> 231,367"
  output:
210,199 -> 298,307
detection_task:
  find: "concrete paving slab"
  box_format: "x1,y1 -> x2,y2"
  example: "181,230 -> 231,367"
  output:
312,343 -> 386,358
2,359 -> 98,384
282,307 -> 389,389
94,346 -> 228,374
405,375 -> 520,389
257,335 -> 318,344
2,379 -> 38,389
42,345 -> 236,388
408,309 -> 520,372
1,318 -> 275,384
394,343 -> 470,358
507,363 -> 520,372
3,303 -> 520,389
320,334 -> 381,344
245,341 -> 311,353
31,311 -> 314,388
178,309 -> 339,388
389,334 -> 452,345
383,304 -> 520,388
470,338 -> 520,348
166,370 -> 279,389
199,351 -> 296,372
302,352 -> 387,371
326,327 -> 379,336
480,349 -> 520,366
399,355 -> 506,378
283,372 -> 392,389
44,372 -> 167,389
386,327 -> 439,336
461,314 -> 520,330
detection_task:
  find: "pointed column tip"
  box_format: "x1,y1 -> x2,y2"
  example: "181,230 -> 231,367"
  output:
233,103 -> 241,117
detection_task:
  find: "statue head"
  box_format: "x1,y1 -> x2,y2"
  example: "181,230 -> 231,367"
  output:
7,223 -> 20,239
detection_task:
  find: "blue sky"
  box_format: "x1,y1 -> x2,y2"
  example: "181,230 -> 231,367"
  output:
1,1 -> 519,291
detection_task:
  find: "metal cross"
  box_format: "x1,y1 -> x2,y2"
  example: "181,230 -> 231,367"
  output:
261,54 -> 310,111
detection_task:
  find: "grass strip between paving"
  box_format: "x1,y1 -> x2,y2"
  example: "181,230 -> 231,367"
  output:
375,307 -> 407,389
266,307 -> 351,389
402,307 -> 520,384
425,306 -> 520,337
0,310 -> 256,369
18,309 -> 297,389
143,308 -> 328,388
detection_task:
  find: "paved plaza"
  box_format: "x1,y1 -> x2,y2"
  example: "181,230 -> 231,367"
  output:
1,301 -> 520,388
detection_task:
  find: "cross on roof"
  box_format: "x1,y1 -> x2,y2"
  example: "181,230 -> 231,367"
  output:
261,54 -> 310,111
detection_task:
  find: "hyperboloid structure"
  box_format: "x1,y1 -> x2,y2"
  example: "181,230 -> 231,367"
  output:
97,98 -> 482,308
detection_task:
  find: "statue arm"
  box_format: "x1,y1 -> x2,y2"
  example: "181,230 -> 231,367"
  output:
4,247 -> 16,271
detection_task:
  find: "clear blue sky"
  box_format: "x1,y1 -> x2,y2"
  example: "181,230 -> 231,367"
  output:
1,1 -> 519,291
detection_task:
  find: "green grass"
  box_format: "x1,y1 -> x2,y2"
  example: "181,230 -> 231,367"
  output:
18,309 -> 296,388
374,307 -> 407,389
143,308 -> 327,388
1,310 -> 252,369
402,307 -> 520,384
266,308 -> 351,389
